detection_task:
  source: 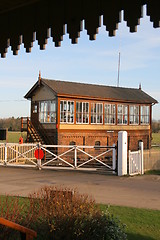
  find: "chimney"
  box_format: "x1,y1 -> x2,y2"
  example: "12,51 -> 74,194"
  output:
38,70 -> 41,85
139,83 -> 141,90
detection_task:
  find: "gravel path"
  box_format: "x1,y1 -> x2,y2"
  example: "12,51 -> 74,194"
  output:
0,167 -> 160,210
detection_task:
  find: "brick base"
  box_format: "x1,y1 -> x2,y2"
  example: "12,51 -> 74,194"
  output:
58,130 -> 151,150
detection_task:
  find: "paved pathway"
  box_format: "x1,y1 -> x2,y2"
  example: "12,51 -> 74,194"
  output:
0,167 -> 160,210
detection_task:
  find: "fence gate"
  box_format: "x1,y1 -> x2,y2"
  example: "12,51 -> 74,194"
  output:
0,143 -> 117,174
129,142 -> 144,176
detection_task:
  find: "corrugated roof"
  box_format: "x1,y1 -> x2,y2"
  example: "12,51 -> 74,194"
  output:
25,78 -> 158,104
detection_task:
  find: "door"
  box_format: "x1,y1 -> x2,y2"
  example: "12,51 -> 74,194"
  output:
31,101 -> 39,124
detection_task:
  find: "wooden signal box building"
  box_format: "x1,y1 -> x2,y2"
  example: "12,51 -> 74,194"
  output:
22,76 -> 157,150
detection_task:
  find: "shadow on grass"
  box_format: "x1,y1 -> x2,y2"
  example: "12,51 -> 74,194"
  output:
127,233 -> 156,240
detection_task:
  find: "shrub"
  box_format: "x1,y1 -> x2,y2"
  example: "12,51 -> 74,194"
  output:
27,186 -> 127,240
0,186 -> 127,240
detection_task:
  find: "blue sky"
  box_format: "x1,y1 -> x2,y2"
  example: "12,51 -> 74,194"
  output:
0,7 -> 160,120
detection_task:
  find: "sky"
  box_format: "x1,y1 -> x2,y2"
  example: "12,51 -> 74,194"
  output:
0,6 -> 160,120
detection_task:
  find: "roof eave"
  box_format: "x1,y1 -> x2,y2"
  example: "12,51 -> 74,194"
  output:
24,80 -> 40,99
24,78 -> 58,99
57,93 -> 157,104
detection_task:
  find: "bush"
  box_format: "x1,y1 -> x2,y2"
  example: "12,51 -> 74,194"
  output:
0,187 -> 127,240
27,186 -> 127,240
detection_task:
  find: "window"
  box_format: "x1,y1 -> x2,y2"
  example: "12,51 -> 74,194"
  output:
76,102 -> 89,124
91,103 -> 103,124
141,106 -> 150,124
39,100 -> 56,123
117,105 -> 128,124
69,141 -> 76,145
60,101 -> 74,123
33,105 -> 37,113
104,104 -> 115,124
95,141 -> 101,150
129,105 -> 139,124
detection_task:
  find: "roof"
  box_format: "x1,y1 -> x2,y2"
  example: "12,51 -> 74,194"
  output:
25,78 -> 158,104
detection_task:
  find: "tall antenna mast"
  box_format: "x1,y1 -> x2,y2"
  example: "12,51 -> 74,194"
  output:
117,52 -> 121,87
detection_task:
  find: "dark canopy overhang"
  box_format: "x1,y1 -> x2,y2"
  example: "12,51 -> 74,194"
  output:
0,0 -> 160,58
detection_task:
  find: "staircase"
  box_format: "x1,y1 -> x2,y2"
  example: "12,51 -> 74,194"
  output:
21,117 -> 55,145
27,120 -> 45,144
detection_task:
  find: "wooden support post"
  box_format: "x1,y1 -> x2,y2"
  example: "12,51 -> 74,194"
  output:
21,117 -> 23,131
4,143 -> 7,165
139,141 -> 144,174
112,143 -> 116,173
74,146 -> 77,168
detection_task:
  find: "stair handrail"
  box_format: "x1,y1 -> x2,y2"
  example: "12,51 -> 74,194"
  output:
34,120 -> 54,145
22,117 -> 55,144
28,120 -> 44,143
21,117 -> 30,132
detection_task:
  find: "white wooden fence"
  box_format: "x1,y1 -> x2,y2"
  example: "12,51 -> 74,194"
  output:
129,142 -> 144,176
0,143 -> 117,173
143,147 -> 160,171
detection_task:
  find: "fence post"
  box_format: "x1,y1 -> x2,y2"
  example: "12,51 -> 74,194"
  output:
21,117 -> 23,131
139,141 -> 144,174
4,143 -> 7,165
118,131 -> 127,176
112,143 -> 116,173
74,146 -> 77,168
128,150 -> 131,175
37,143 -> 42,170
16,145 -> 18,163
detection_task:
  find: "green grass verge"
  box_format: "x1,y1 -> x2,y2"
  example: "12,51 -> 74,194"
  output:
1,195 -> 160,240
0,131 -> 27,143
100,205 -> 160,240
1,131 -> 160,145
152,133 -> 160,145
145,170 -> 160,175
7,131 -> 27,143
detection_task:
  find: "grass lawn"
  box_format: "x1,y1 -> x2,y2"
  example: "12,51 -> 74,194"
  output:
0,131 -> 160,145
145,170 -> 160,175
1,194 -> 160,240
7,131 -> 27,143
0,131 -> 27,143
152,133 -> 160,145
100,205 -> 160,240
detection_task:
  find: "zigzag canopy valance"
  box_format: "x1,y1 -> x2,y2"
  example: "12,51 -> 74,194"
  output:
0,0 -> 159,58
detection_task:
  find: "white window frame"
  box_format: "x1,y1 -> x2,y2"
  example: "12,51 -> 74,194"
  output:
140,105 -> 150,125
117,104 -> 128,125
39,100 -> 56,123
104,104 -> 116,124
60,100 -> 74,124
76,102 -> 89,124
129,105 -> 139,125
91,103 -> 103,124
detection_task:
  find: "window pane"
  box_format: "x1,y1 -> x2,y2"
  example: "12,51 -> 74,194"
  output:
60,100 -> 74,124
104,104 -> 115,124
39,100 -> 56,123
91,103 -> 103,124
76,102 -> 89,124
141,106 -> 149,124
117,105 -> 128,125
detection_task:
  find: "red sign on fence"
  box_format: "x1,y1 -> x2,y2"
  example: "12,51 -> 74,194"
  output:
34,149 -> 44,159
